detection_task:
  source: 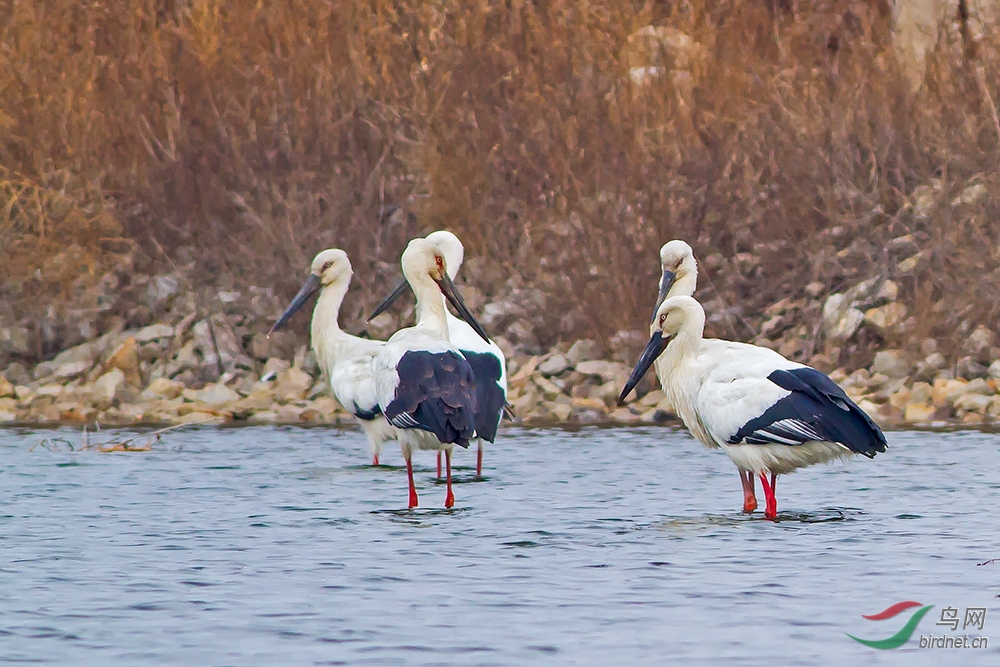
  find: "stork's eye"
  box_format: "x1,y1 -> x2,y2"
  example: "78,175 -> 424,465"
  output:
322,261 -> 334,272
659,313 -> 667,325
435,255 -> 444,268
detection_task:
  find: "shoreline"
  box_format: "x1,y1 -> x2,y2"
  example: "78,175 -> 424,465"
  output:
4,323 -> 1000,431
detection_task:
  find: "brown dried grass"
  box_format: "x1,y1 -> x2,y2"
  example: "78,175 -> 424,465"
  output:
2,1 -> 1000,366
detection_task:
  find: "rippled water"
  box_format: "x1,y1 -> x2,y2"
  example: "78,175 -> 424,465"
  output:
1,425 -> 998,665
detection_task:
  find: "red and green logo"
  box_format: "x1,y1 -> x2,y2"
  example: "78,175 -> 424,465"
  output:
846,601 -> 934,649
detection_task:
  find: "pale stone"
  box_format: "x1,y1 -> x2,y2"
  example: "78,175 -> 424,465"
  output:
52,360 -> 92,380
248,410 -> 281,424
273,367 -> 313,402
538,354 -> 570,376
910,382 -> 933,404
904,402 -> 935,423
187,383 -> 240,406
531,375 -> 563,399
952,182 -> 987,207
932,378 -> 969,406
989,360 -> 1000,380
0,375 -> 14,398
571,397 -> 607,412
575,360 -> 631,383
872,350 -> 909,379
953,393 -> 992,414
965,378 -> 993,395
105,337 -> 142,387
547,402 -> 573,421
0,410 -> 17,422
0,326 -> 31,355
142,377 -> 185,400
888,387 -> 911,410
637,389 -> 665,407
134,323 -> 175,343
565,339 -> 601,366
93,368 -> 126,401
864,303 -> 908,331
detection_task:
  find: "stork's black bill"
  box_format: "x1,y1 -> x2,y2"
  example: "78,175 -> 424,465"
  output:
269,273 -> 321,336
651,269 -> 676,323
436,273 -> 491,343
367,279 -> 409,322
617,330 -> 669,405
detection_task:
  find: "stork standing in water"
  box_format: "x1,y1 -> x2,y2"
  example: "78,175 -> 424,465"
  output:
619,295 -> 886,519
649,239 -> 765,512
370,230 -> 507,477
373,238 -> 490,508
269,249 -> 397,465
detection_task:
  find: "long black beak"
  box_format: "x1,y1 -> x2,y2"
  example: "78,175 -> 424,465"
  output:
367,279 -> 409,321
651,269 -> 676,323
617,331 -> 669,405
436,273 -> 491,343
269,273 -> 322,336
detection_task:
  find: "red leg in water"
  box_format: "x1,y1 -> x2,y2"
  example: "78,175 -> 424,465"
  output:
372,453 -> 379,466
476,444 -> 483,477
406,455 -> 418,509
444,449 -> 455,508
436,451 -> 442,479
740,471 -> 757,513
758,472 -> 778,519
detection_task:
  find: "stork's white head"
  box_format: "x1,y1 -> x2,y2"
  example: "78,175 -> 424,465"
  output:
400,237 -> 448,286
659,240 -> 696,280
424,230 -> 464,279
311,248 -> 353,285
269,248 -> 353,336
619,295 -> 705,405
397,237 -> 491,342
652,239 -> 698,323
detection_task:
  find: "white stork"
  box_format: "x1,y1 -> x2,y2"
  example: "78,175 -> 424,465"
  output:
269,249 -> 397,464
651,239 -> 698,321
619,295 -> 887,519
369,230 -> 507,477
648,239 -> 767,511
373,237 -> 490,508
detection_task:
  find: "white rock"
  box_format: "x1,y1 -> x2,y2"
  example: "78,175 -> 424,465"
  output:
538,354 -> 570,376
94,368 -> 126,401
135,323 -> 175,343
189,383 -> 240,406
872,350 -> 909,379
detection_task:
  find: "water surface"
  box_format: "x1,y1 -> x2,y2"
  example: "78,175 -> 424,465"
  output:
1,426 -> 998,665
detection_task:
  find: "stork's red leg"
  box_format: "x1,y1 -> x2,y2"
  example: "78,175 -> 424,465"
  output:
436,451 -> 442,479
740,470 -> 757,513
372,453 -> 379,466
406,455 -> 418,508
758,472 -> 777,519
444,449 -> 455,508
476,444 -> 483,477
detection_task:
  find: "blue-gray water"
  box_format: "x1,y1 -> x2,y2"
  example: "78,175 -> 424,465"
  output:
1,426 -> 998,665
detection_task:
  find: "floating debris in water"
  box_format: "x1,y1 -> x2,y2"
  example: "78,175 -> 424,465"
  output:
29,417 -> 220,453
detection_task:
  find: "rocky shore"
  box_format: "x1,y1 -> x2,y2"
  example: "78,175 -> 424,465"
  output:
4,263 -> 1000,431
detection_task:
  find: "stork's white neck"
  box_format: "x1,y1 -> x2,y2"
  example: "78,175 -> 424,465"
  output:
670,266 -> 698,299
410,275 -> 450,340
310,277 -> 352,370
655,299 -> 711,444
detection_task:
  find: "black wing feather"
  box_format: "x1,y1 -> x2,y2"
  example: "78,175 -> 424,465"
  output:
729,367 -> 887,457
460,350 -> 506,443
385,351 -> 477,448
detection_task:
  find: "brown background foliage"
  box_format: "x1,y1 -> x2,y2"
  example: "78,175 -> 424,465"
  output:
2,1 -> 999,369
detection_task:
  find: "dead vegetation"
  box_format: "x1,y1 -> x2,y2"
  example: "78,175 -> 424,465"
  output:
3,1 -> 1000,371
28,418 -> 220,452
